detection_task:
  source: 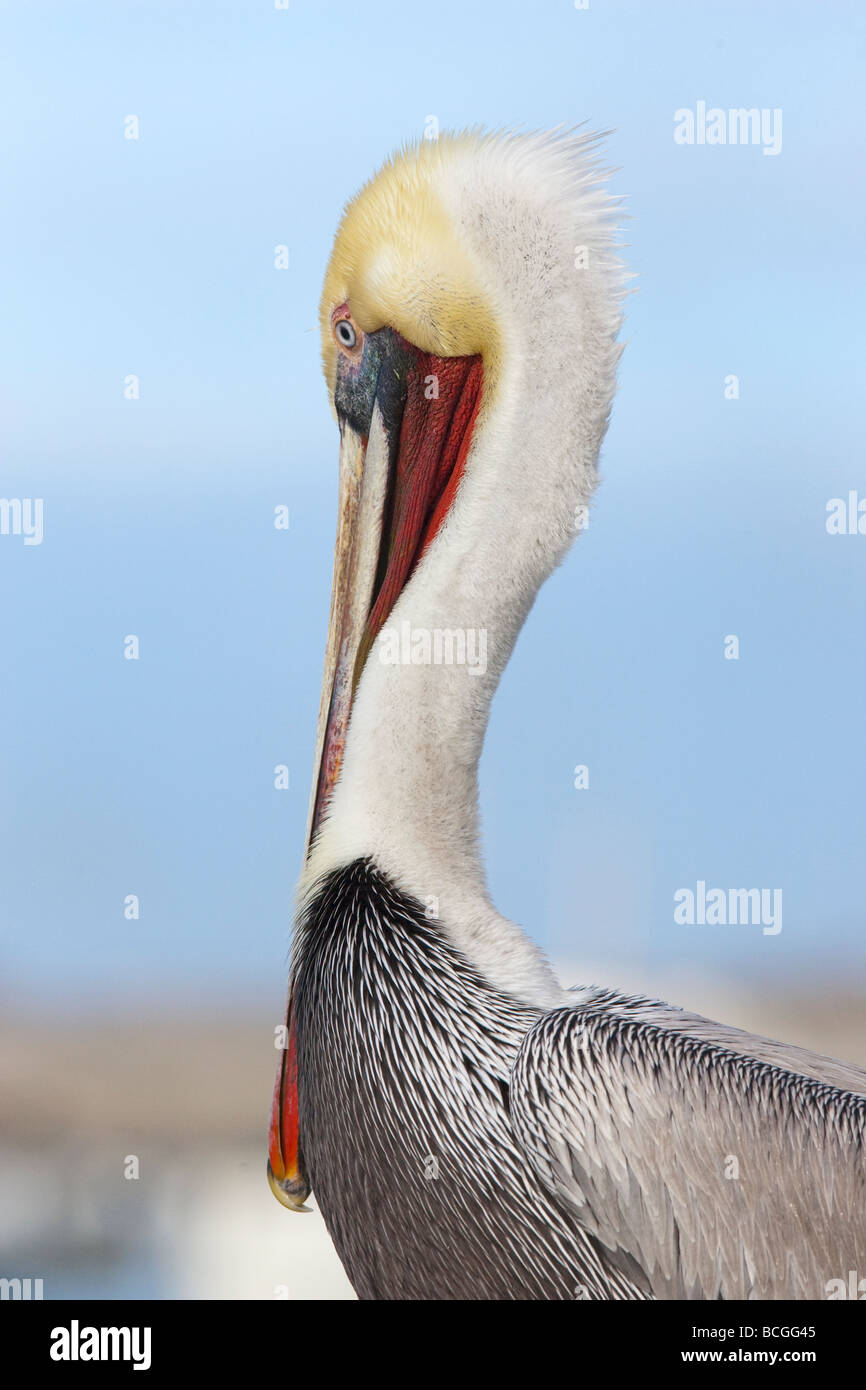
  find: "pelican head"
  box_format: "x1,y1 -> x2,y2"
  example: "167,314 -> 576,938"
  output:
269,128 -> 624,1212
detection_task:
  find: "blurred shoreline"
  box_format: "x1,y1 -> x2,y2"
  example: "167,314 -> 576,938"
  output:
1,975 -> 863,1299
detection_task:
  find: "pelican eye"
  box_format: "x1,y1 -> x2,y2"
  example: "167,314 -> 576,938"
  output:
335,319 -> 357,350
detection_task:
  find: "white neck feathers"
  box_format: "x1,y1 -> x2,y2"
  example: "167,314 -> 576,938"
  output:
302,132 -> 624,1008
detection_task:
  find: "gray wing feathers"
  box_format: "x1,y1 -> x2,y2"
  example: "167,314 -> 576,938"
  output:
609,995 -> 866,1097
510,997 -> 866,1299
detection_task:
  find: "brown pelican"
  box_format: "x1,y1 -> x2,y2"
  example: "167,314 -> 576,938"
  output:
268,129 -> 866,1299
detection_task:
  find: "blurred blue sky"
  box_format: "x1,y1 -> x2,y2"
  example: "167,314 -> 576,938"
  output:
2,0 -> 865,1012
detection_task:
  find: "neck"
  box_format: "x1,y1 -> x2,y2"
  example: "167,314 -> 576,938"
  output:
303,366 -> 602,1009
302,137 -> 622,1007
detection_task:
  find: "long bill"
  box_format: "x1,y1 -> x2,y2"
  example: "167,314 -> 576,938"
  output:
267,413 -> 389,1211
267,329 -> 484,1213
